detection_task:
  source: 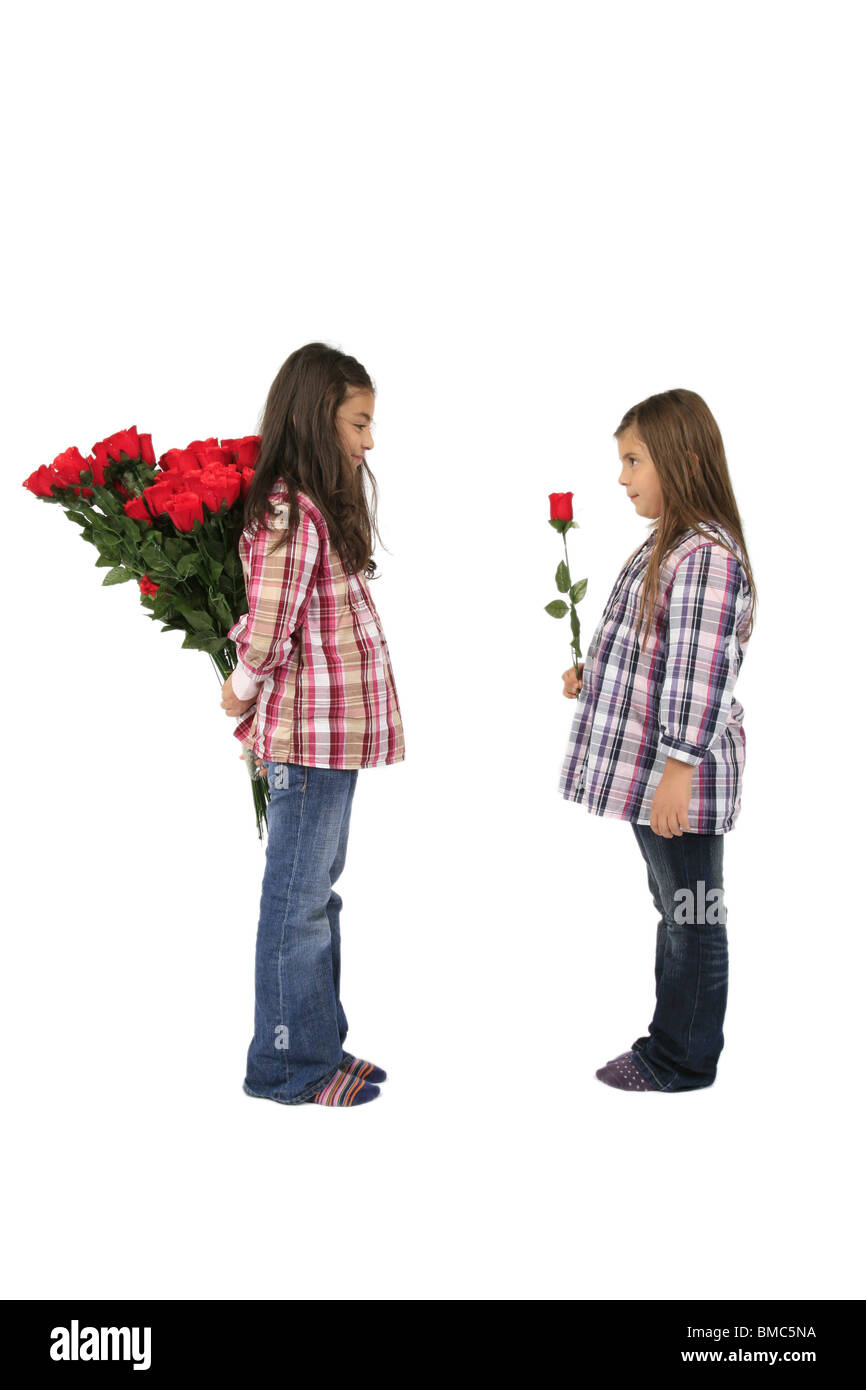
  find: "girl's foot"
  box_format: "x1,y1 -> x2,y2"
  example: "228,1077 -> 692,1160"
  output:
596,1051 -> 656,1091
307,1067 -> 381,1107
339,1052 -> 388,1084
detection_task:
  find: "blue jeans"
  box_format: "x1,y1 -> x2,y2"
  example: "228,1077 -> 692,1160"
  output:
243,760 -> 359,1104
629,823 -> 728,1092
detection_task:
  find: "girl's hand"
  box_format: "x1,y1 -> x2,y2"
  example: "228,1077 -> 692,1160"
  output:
650,758 -> 695,837
562,663 -> 584,698
240,748 -> 267,778
221,672 -> 257,719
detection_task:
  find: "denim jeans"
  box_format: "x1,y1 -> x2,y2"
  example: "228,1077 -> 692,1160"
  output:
629,823 -> 728,1092
243,760 -> 358,1104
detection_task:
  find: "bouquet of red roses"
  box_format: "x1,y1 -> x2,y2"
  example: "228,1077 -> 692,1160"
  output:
23,426 -> 270,839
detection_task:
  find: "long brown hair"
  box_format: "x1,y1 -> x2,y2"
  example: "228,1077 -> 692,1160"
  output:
243,342 -> 381,576
614,389 -> 757,651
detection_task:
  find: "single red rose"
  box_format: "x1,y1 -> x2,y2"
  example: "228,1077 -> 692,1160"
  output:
157,447 -> 199,473
185,437 -> 220,459
124,495 -> 152,525
139,434 -> 155,467
198,463 -> 242,509
86,452 -> 108,487
221,436 -> 261,468
239,466 -> 255,500
91,437 -> 138,495
163,490 -> 205,532
23,465 -> 61,498
91,440 -> 113,474
49,447 -> 94,497
189,443 -> 233,469
143,473 -> 187,517
139,575 -> 160,596
549,492 -> 574,521
97,427 -> 144,464
52,446 -> 89,484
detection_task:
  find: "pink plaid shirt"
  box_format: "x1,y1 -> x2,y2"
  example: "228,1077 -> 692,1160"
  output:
227,482 -> 404,768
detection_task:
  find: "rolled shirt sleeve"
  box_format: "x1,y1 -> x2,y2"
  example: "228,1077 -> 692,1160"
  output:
230,650 -> 263,702
658,542 -> 745,766
227,504 -> 321,693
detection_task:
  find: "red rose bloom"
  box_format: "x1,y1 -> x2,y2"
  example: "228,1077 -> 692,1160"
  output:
163,490 -> 205,532
189,443 -> 233,470
221,436 -> 261,468
549,492 -> 574,521
124,495 -> 152,525
23,465 -> 61,498
94,428 -> 145,465
157,447 -> 200,473
51,447 -> 94,497
139,575 -> 160,596
198,464 -> 242,510
142,473 -> 187,517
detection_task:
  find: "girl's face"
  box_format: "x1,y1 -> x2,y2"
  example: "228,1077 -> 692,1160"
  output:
336,388 -> 375,470
617,426 -> 664,521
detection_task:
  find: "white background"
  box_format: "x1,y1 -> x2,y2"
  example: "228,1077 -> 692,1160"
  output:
3,0 -> 862,1301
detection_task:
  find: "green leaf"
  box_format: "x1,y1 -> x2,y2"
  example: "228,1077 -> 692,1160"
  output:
101,566 -> 134,586
182,631 -> 228,654
570,578 -> 588,604
174,603 -> 215,633
570,607 -> 582,648
202,535 -> 225,563
118,515 -> 142,542
555,560 -> 570,593
210,592 -> 235,631
176,553 -> 201,580
544,600 -> 569,619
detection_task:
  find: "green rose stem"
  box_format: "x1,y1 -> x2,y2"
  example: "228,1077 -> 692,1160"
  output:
186,518 -> 269,841
545,515 -> 587,675
560,530 -> 581,671
207,641 -> 269,843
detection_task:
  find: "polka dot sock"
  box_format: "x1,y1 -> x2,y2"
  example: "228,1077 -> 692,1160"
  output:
596,1051 -> 657,1091
339,1052 -> 388,1085
307,1067 -> 381,1107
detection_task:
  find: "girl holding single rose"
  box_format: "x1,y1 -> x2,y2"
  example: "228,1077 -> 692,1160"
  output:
559,389 -> 756,1092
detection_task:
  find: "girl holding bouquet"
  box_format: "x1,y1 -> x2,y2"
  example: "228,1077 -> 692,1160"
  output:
559,389 -> 756,1093
220,343 -> 404,1108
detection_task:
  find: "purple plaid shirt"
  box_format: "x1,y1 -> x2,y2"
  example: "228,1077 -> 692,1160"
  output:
560,520 -> 754,833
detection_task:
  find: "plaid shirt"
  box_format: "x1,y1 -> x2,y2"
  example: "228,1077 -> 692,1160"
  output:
227,483 -> 404,768
560,520 -> 753,833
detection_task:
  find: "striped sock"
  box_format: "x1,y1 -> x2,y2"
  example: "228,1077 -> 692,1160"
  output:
308,1066 -> 381,1107
339,1053 -> 388,1085
595,1051 -> 656,1091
